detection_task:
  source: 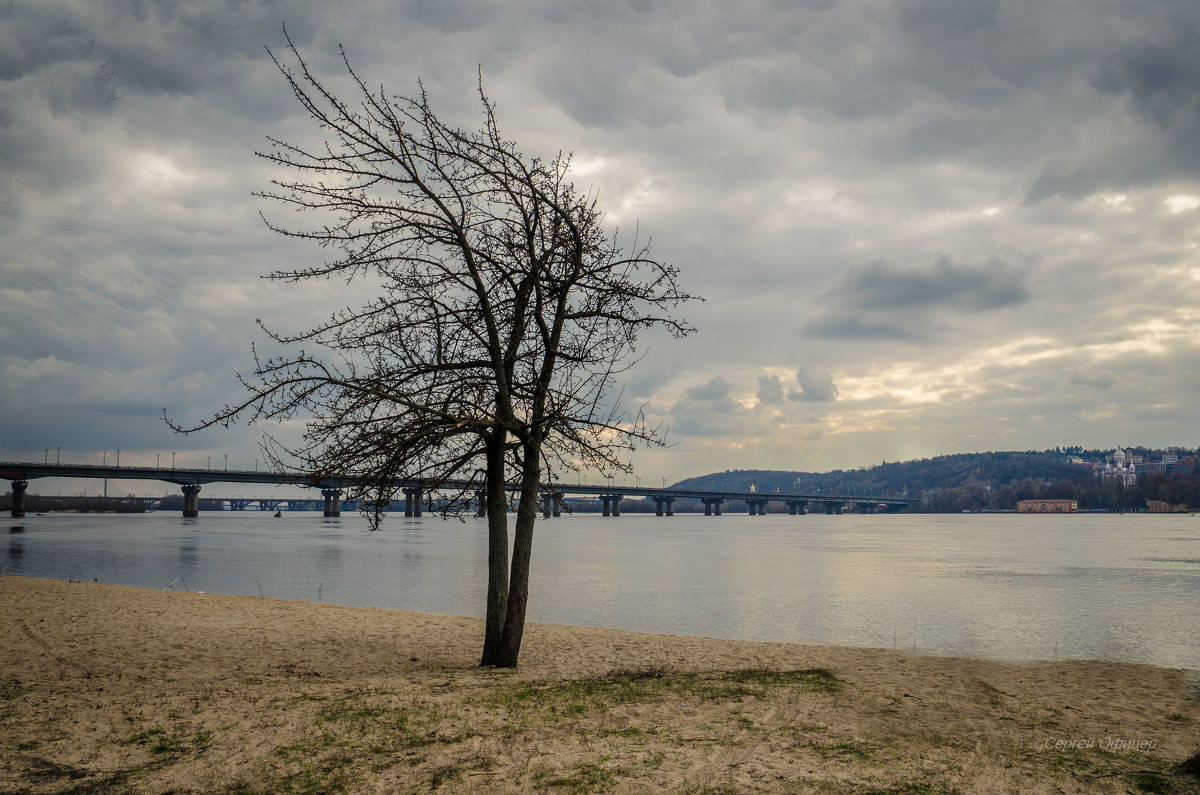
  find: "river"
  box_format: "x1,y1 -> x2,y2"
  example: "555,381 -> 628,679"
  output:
4,510 -> 1198,669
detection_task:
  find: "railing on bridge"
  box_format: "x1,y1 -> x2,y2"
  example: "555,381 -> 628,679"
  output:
2,461 -> 909,519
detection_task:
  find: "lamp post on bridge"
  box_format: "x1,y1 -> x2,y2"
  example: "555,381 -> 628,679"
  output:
56,446 -> 60,465
171,451 -> 176,469
224,454 -> 228,471
44,449 -> 48,464
116,449 -> 120,467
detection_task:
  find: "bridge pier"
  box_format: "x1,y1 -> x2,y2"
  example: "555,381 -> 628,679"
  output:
10,480 -> 28,517
321,489 -> 342,517
600,494 -> 622,517
181,484 -> 201,518
786,500 -> 808,515
475,489 -> 487,518
701,497 -> 724,516
747,498 -> 767,516
653,496 -> 675,516
403,487 -> 422,518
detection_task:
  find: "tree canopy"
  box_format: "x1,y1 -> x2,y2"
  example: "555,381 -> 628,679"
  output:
171,27 -> 696,666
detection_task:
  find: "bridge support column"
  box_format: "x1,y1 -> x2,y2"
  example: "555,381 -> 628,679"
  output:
542,494 -> 553,519
600,495 -> 621,517
701,497 -> 723,516
403,488 -> 423,517
664,496 -> 674,516
10,480 -> 28,518
475,490 -> 487,518
181,484 -> 201,518
747,498 -> 767,515
321,489 -> 342,518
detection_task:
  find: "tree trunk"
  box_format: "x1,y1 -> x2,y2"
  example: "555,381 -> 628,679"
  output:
493,441 -> 541,667
479,432 -> 510,665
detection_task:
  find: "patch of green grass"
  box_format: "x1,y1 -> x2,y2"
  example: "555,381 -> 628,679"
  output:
271,748 -> 357,794
809,740 -> 876,761
123,725 -> 206,757
536,758 -> 627,793
862,782 -> 953,794
265,689 -> 480,792
0,678 -> 28,700
489,667 -> 844,721
1127,771 -> 1169,793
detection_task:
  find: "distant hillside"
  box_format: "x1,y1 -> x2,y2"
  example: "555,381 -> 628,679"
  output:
671,450 -> 1088,496
669,447 -> 1200,512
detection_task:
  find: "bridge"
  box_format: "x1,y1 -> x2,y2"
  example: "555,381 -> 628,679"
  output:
1,462 -> 909,519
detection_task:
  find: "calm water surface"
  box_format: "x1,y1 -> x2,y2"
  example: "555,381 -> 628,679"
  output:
5,511 -> 1198,669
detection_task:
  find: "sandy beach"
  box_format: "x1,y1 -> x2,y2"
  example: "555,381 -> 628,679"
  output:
1,576 -> 1197,793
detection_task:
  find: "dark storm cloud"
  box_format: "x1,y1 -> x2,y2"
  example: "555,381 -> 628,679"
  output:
835,256 -> 1030,313
804,256 -> 1031,341
686,376 -> 736,403
1092,2 -> 1200,132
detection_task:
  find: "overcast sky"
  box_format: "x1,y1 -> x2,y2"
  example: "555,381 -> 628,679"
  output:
2,0 -> 1198,488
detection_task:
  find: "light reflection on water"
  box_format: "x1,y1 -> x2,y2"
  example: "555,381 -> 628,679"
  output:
3,511 -> 1198,669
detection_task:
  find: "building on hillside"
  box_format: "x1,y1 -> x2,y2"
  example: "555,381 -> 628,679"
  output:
1096,448 -> 1137,486
1017,499 -> 1078,513
1171,457 -> 1197,475
1146,500 -> 1191,513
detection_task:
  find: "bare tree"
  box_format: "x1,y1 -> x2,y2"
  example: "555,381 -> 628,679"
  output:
172,28 -> 695,667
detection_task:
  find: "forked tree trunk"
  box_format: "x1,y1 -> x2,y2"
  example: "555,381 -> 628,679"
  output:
480,432 -> 510,665
492,443 -> 541,667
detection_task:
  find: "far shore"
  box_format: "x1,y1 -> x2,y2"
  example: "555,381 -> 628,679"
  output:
2,575 -> 1197,793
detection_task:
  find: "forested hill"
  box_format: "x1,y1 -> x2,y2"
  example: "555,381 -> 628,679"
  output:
671,451 -> 1089,497
669,447 -> 1200,512
672,451 -> 1094,494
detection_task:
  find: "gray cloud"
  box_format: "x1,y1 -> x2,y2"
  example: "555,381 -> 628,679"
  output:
804,255 -> 1031,341
685,376 -> 735,403
790,369 -> 839,403
756,374 -> 785,405
832,255 -> 1030,313
2,0 -> 1198,482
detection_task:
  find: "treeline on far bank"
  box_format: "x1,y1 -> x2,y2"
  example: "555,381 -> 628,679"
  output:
671,448 -> 1200,513
0,494 -> 147,513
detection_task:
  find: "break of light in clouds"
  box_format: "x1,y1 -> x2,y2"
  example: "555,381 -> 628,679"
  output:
2,0 -> 1198,486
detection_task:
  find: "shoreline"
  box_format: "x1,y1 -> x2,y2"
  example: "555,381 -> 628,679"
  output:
3,575 -> 1198,793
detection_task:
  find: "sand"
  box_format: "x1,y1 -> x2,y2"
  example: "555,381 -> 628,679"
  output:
1,575 -> 1197,793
